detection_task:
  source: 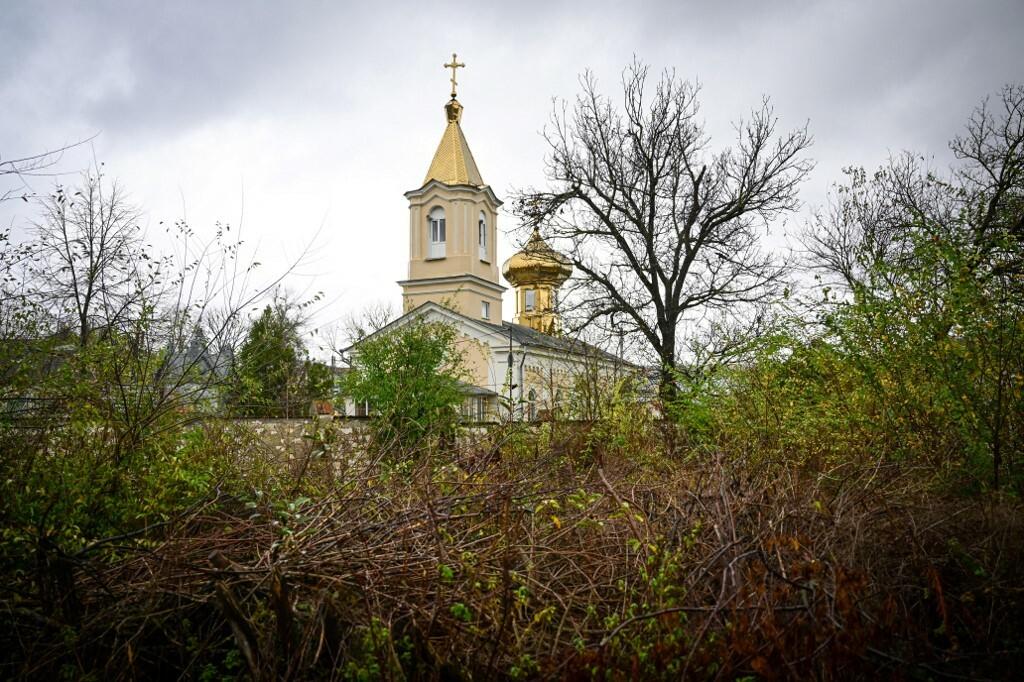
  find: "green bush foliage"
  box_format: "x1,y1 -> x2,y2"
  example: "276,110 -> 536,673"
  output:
342,319 -> 466,455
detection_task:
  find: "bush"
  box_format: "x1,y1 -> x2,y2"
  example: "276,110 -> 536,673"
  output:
343,319 -> 467,457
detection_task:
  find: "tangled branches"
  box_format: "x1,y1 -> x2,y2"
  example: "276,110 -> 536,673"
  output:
2,425 -> 1022,680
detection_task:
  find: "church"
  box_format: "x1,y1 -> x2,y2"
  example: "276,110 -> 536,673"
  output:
344,56 -> 626,421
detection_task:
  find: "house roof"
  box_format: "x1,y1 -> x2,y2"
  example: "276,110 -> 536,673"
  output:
456,380 -> 499,397
489,319 -> 623,364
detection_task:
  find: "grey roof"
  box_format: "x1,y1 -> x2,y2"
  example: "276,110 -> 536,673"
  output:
347,301 -> 631,367
456,380 -> 500,397
487,319 -> 624,364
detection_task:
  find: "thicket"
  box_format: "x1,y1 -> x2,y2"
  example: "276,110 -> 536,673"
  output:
2,419 -> 1021,680
686,85 -> 1024,494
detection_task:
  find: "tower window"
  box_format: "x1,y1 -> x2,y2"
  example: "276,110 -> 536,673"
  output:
428,207 -> 446,259
481,300 -> 490,319
524,289 -> 536,312
478,211 -> 488,261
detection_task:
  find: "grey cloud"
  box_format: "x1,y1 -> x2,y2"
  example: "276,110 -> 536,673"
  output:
1,0 -> 1021,333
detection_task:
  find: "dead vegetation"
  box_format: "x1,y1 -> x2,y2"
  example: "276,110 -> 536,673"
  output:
3,423 -> 1022,680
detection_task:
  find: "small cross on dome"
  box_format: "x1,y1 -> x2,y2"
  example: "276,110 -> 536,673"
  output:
444,53 -> 465,99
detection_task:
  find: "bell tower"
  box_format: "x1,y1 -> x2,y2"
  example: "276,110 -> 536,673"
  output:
399,54 -> 505,323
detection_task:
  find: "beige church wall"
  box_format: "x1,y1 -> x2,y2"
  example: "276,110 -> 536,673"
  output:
523,364 -> 573,414
401,280 -> 503,322
519,350 -> 629,418
406,184 -> 499,284
459,333 -> 496,390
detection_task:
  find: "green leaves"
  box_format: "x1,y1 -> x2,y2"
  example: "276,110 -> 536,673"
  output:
343,319 -> 467,456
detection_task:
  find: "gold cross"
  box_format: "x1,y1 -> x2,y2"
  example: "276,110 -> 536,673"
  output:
444,53 -> 465,99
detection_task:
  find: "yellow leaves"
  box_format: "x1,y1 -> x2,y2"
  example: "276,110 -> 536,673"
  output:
531,605 -> 557,626
550,515 -> 562,530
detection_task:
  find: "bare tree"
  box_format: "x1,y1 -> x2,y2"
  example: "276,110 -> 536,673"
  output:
804,84 -> 1024,297
341,301 -> 398,345
1,137 -> 94,203
514,62 -> 813,401
31,170 -> 151,345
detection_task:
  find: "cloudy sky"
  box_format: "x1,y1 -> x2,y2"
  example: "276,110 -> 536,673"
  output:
2,0 -> 1021,349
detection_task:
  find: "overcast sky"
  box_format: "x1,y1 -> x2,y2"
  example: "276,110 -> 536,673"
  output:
2,0 -> 1021,350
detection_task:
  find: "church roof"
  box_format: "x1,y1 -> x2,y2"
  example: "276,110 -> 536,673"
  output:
490,319 -> 623,364
348,301 -> 625,366
423,98 -> 485,187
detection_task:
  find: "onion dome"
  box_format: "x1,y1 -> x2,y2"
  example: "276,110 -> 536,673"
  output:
502,229 -> 573,287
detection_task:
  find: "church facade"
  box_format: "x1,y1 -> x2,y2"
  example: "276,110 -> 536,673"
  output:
345,58 -> 626,421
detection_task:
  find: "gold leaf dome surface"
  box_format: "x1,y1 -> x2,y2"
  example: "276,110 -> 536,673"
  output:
502,229 -> 573,287
423,98 -> 484,186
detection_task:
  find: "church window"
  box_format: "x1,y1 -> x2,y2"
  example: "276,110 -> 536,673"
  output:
524,289 -> 536,312
527,389 -> 537,421
428,207 -> 446,259
478,211 -> 488,261
481,300 -> 490,319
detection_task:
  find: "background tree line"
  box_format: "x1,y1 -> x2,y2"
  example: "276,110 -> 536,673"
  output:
516,68 -> 1022,491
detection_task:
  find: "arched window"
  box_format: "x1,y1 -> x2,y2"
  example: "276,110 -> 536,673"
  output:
428,207 -> 446,259
478,211 -> 488,261
527,389 -> 537,421
524,288 -> 536,312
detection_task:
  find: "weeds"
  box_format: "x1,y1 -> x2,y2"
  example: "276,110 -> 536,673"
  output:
2,423 -> 1021,679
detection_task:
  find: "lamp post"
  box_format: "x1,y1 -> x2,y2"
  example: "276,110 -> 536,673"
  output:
507,326 -> 516,421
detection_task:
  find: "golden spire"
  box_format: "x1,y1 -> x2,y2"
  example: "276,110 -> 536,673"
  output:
423,53 -> 483,186
444,53 -> 465,99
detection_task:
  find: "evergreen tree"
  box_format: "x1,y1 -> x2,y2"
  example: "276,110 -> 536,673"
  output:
229,302 -> 304,417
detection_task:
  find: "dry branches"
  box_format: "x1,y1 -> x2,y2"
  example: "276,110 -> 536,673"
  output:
3,425 -> 1021,680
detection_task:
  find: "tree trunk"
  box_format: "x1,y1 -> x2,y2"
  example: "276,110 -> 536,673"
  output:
658,355 -> 678,408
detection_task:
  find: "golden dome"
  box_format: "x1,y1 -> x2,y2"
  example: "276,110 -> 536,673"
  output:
502,229 -> 573,287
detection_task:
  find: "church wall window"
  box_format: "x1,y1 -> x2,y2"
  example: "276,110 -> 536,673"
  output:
481,300 -> 490,320
527,389 -> 537,421
524,289 -> 536,312
478,211 -> 488,261
428,207 -> 446,259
